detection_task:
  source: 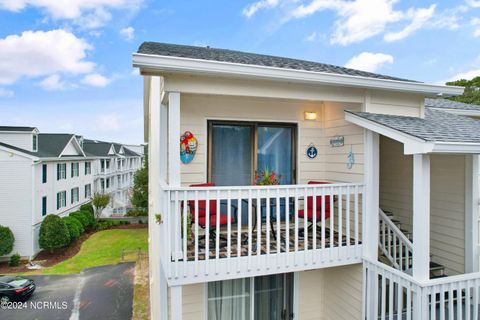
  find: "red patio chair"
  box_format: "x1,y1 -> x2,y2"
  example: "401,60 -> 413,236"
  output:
188,183 -> 235,242
298,181 -> 332,225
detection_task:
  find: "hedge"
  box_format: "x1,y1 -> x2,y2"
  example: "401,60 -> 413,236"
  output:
39,215 -> 70,252
62,216 -> 81,242
69,211 -> 89,229
80,210 -> 96,228
80,203 -> 94,215
0,225 -> 14,256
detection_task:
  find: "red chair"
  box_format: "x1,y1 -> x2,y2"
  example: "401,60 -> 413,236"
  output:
298,181 -> 332,225
188,183 -> 235,242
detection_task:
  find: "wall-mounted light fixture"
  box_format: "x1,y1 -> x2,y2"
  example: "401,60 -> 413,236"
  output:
304,111 -> 317,121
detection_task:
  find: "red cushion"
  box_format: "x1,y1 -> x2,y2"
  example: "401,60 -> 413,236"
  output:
198,214 -> 233,227
298,205 -> 331,221
306,181 -> 332,211
188,183 -> 217,218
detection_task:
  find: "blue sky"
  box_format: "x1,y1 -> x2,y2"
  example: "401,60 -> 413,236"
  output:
0,0 -> 479,144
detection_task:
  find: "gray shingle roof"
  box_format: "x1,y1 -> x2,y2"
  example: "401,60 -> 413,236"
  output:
346,108 -> 480,143
138,42 -> 415,82
0,142 -> 37,156
0,126 -> 36,132
37,134 -> 76,157
425,98 -> 480,111
83,140 -> 113,157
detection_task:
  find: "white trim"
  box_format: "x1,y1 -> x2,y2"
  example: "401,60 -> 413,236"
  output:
168,92 -> 181,186
465,155 -> 480,273
133,53 -> 464,96
345,111 -> 480,154
59,135 -> 86,158
428,107 -> 480,117
171,285 -> 182,320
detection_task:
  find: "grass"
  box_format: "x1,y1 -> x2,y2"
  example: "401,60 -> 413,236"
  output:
132,253 -> 150,320
33,228 -> 148,275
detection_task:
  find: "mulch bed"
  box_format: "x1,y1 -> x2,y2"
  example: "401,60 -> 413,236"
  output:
0,223 -> 147,274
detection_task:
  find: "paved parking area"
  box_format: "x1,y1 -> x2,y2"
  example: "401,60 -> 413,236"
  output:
1,262 -> 135,320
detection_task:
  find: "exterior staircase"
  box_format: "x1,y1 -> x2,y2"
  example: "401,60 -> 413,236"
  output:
379,209 -> 446,279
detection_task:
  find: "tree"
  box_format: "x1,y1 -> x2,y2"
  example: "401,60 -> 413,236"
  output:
0,225 -> 14,256
446,76 -> 480,105
39,215 -> 70,252
131,158 -> 148,209
92,193 -> 111,220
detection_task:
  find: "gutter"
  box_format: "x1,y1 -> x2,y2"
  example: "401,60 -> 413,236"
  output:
132,53 -> 464,96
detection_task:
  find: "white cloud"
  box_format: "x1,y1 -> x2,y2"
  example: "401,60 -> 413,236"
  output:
37,74 -> 68,90
0,0 -> 142,29
95,113 -> 121,131
0,88 -> 14,97
384,4 -> 436,42
120,26 -> 135,40
243,0 -> 279,18
0,29 -> 94,85
447,69 -> 480,82
467,0 -> 480,8
472,18 -> 480,37
81,73 -> 111,87
345,52 -> 394,72
244,0 -> 449,45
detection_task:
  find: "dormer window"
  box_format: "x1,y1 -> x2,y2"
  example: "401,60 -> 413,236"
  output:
32,134 -> 38,152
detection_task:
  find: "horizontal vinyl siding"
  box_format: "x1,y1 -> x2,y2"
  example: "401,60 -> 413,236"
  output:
298,269 -> 325,320
379,137 -> 466,275
0,150 -> 33,257
367,90 -> 423,117
323,264 -> 363,320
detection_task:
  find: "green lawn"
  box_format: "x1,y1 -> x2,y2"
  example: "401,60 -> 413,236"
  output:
34,228 -> 148,275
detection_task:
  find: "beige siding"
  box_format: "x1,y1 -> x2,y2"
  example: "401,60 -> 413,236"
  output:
379,137 -> 466,275
298,269 -> 325,320
323,264 -> 363,320
183,283 -> 205,320
366,90 -> 424,117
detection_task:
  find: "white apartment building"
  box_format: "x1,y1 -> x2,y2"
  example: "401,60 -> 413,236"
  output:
0,126 -> 143,258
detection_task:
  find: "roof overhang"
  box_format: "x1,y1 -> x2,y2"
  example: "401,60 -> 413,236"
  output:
345,111 -> 480,154
133,53 -> 464,97
0,145 -> 38,160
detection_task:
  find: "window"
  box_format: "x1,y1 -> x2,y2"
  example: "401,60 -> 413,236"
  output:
207,274 -> 294,320
101,179 -> 105,192
71,187 -> 79,204
208,121 -> 297,186
57,163 -> 66,180
56,191 -> 66,209
118,160 -> 121,170
71,162 -> 79,177
32,134 -> 38,151
106,159 -> 110,169
101,159 -> 105,172
106,178 -> 110,189
42,196 -> 47,216
42,164 -> 47,183
84,162 -> 91,175
84,184 -> 91,198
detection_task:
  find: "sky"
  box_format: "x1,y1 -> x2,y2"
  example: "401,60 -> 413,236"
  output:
0,0 -> 479,144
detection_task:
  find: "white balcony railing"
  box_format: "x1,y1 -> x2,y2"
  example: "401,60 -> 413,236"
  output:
364,258 -> 480,320
159,182 -> 364,285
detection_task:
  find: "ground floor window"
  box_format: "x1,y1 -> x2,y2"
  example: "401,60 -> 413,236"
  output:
207,273 -> 294,320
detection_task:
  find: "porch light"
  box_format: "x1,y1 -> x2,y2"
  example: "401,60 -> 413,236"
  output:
304,111 -> 317,120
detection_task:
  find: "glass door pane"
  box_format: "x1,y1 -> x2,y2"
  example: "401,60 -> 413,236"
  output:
211,124 -> 253,186
208,278 -> 251,320
257,126 -> 294,185
254,273 -> 294,320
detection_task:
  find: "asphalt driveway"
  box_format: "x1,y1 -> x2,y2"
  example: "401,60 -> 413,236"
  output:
1,262 -> 135,320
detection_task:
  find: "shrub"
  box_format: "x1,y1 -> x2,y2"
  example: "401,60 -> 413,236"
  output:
0,225 -> 14,256
71,216 -> 84,234
80,210 -> 96,229
69,211 -> 89,229
39,215 -> 70,252
62,217 -> 81,242
80,203 -> 94,215
126,209 -> 147,217
9,253 -> 20,267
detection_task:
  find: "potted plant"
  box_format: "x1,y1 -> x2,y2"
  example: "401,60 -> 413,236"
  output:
255,167 -> 280,186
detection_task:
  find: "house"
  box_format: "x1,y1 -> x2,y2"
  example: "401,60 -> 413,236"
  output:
0,127 -> 144,258
133,42 -> 480,320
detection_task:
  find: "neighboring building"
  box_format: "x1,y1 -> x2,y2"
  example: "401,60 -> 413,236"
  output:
0,127 -> 143,258
134,43 -> 480,320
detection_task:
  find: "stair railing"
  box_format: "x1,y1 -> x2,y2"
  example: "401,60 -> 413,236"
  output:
379,209 -> 413,272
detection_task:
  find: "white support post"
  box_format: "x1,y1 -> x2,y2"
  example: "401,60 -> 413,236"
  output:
168,92 -> 181,187
363,129 -> 380,260
148,76 -> 168,320
412,153 -> 430,281
466,154 -> 480,273
171,285 -> 183,320
363,129 -> 379,320
412,153 -> 430,320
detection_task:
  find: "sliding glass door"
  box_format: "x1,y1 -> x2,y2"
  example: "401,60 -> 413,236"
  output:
208,121 -> 296,186
207,273 -> 295,320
